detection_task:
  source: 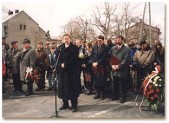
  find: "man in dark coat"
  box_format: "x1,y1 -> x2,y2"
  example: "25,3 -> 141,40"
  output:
109,35 -> 130,103
46,46 -> 58,91
20,39 -> 36,96
90,35 -> 109,100
6,41 -> 23,93
57,33 -> 81,112
75,39 -> 86,93
35,41 -> 49,91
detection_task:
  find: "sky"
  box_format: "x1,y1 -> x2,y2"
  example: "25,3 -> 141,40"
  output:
1,0 -> 165,41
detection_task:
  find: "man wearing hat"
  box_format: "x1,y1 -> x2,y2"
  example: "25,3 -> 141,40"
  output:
35,41 -> 49,91
6,41 -> 23,93
133,38 -> 155,93
20,38 -> 36,96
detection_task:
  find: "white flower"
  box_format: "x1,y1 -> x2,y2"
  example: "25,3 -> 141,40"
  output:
155,84 -> 158,87
149,81 -> 152,83
26,67 -> 33,74
25,67 -> 33,82
159,85 -> 162,87
158,79 -> 162,81
79,52 -> 84,58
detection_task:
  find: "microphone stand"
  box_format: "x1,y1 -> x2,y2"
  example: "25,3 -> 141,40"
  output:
49,48 -> 61,118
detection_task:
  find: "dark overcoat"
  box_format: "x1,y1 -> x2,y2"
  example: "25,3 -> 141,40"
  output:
109,44 -> 130,78
6,48 -> 22,74
90,44 -> 109,86
35,48 -> 49,71
57,43 -> 81,100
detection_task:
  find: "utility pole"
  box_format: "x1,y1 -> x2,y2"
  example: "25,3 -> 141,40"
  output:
149,2 -> 152,47
164,5 -> 166,43
124,3 -> 129,40
84,21 -> 88,42
139,2 -> 147,41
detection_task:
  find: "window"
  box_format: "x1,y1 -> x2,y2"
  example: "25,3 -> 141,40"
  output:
24,25 -> 26,30
4,26 -> 8,36
20,24 -> 26,30
20,24 -> 22,30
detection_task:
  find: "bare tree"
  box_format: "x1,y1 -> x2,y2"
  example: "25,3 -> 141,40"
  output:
62,17 -> 97,42
77,16 -> 97,41
123,3 -> 141,40
112,3 -> 141,41
62,19 -> 82,41
92,2 -> 117,40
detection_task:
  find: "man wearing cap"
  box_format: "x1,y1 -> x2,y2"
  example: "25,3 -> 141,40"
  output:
6,41 -> 23,93
133,38 -> 155,93
20,39 -> 36,96
35,41 -> 49,91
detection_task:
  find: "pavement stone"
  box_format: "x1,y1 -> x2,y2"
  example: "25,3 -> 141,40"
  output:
2,82 -> 165,119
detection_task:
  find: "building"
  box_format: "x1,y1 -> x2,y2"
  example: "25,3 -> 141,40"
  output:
127,21 -> 161,45
46,37 -> 62,47
2,10 -> 46,48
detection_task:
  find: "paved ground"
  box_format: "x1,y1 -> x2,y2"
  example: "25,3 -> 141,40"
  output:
2,82 -> 165,119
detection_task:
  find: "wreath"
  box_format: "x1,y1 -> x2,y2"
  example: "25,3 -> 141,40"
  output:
25,67 -> 40,83
135,65 -> 164,112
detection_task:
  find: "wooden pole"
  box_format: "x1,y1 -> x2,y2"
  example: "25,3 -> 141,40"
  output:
139,2 -> 146,41
149,2 -> 152,47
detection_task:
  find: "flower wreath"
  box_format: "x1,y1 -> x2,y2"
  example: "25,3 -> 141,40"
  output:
135,65 -> 164,112
25,67 -> 40,83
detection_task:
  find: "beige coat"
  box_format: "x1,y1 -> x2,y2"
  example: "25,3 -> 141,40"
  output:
133,49 -> 155,67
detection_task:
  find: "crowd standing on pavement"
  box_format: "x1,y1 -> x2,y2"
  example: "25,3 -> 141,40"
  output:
2,33 -> 165,112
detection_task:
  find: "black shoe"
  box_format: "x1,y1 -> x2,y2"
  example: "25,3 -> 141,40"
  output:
25,92 -> 33,96
112,96 -> 118,101
72,107 -> 77,112
100,93 -> 105,100
59,105 -> 69,110
35,88 -> 41,91
19,90 -> 24,94
86,90 -> 92,95
94,93 -> 100,99
46,88 -> 52,91
120,98 -> 125,103
41,88 -> 46,91
14,90 -> 20,94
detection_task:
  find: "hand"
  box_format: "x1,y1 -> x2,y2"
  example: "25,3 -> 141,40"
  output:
50,65 -> 54,70
92,62 -> 98,68
112,65 -> 116,70
82,64 -> 86,68
112,65 -> 119,70
61,63 -> 65,68
154,62 -> 158,66
115,65 -> 119,70
129,65 -> 133,68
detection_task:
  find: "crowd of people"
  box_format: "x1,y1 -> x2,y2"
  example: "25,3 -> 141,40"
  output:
2,33 -> 164,112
